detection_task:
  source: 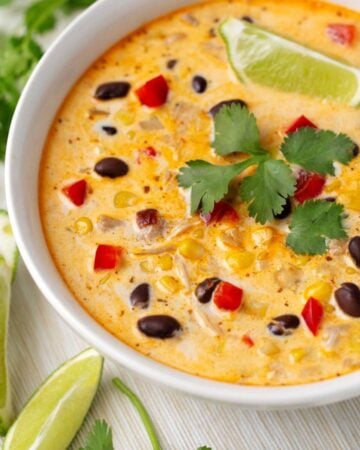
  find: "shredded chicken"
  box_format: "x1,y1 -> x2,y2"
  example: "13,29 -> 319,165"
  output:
97,215 -> 124,231
192,305 -> 224,336
274,265 -> 303,290
329,239 -> 347,256
132,243 -> 176,255
139,116 -> 164,130
322,324 -> 350,350
136,218 -> 166,242
167,218 -> 202,239
174,254 -> 190,289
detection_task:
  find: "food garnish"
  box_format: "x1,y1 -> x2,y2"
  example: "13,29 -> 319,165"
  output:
80,420 -> 114,450
220,17 -> 360,105
178,103 -> 355,254
3,348 -> 103,449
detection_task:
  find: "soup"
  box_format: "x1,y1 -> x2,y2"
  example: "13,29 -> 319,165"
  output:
40,0 -> 360,385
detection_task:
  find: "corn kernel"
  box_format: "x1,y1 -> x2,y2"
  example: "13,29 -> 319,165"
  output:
217,228 -> 241,248
250,227 -> 274,247
114,191 -> 138,208
296,255 -> 311,266
140,260 -> 155,273
192,228 -> 204,239
99,273 -> 111,285
127,130 -> 136,140
325,304 -> 335,313
350,336 -> 360,353
289,348 -> 306,363
346,266 -> 357,275
258,341 -> 280,356
324,179 -> 341,193
115,110 -> 135,125
178,239 -> 205,260
75,217 -> 93,235
157,275 -> 180,293
320,348 -> 337,358
340,192 -> 360,212
246,300 -> 268,318
158,254 -> 173,271
304,281 -> 332,303
226,250 -> 255,271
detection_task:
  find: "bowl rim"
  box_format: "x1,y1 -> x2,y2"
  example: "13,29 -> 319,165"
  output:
5,0 -> 360,409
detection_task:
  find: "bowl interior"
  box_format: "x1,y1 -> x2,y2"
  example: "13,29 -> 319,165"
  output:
5,0 -> 360,408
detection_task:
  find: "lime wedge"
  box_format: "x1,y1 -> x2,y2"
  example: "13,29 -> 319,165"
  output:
220,18 -> 360,106
0,210 -> 19,281
3,348 -> 103,449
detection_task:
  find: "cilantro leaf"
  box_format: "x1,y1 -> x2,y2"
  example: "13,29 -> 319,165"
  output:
25,0 -> 65,35
213,104 -> 262,156
281,127 -> 355,175
178,157 -> 261,214
240,159 -> 296,224
80,420 -> 114,450
197,447 -> 212,450
287,200 -> 347,255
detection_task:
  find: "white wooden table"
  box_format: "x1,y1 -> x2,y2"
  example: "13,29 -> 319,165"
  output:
1,1 -> 360,448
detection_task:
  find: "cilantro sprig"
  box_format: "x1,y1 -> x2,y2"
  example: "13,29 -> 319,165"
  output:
80,420 -> 114,450
178,103 -> 356,254
0,0 -> 97,159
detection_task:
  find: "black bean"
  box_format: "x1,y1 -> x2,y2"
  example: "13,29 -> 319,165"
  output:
136,209 -> 159,229
138,315 -> 181,338
349,236 -> 360,267
209,99 -> 248,116
94,157 -> 129,178
130,283 -> 150,309
94,81 -> 131,100
335,283 -> 360,317
192,75 -> 207,94
353,144 -> 359,157
267,314 -> 300,336
274,197 -> 292,220
195,277 -> 221,304
241,15 -> 254,23
102,126 -> 117,136
166,59 -> 178,70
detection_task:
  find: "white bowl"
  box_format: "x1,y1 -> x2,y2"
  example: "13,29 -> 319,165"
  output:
5,0 -> 360,409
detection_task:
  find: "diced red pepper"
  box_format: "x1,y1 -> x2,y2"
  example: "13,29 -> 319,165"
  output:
242,334 -> 254,347
200,201 -> 239,225
213,281 -> 243,311
142,146 -> 157,157
326,23 -> 356,46
294,171 -> 326,203
286,115 -> 317,134
301,297 -> 324,336
94,244 -> 123,271
135,75 -> 169,107
62,179 -> 87,206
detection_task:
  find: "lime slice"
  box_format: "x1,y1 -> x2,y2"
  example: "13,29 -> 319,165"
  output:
220,18 -> 360,106
0,210 -> 19,280
3,348 -> 103,449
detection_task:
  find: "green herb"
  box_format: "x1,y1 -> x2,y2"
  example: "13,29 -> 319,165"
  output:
80,420 -> 114,450
287,200 -> 347,255
0,0 -> 97,159
281,127 -> 356,175
240,159 -> 296,224
112,377 -> 162,450
178,156 -> 264,214
213,103 -> 262,156
197,447 -> 213,450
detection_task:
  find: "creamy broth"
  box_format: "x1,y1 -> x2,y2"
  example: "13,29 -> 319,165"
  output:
40,0 -> 360,385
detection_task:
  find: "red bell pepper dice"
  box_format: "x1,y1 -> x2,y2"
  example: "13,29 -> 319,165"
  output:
286,115 -> 317,134
200,201 -> 239,225
213,281 -> 243,311
295,171 -> 326,203
142,146 -> 157,157
135,75 -> 169,107
302,297 -> 324,336
62,179 -> 87,206
94,245 -> 123,271
326,24 -> 356,46
242,334 -> 254,347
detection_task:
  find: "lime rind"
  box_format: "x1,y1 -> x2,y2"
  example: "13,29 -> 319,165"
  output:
220,18 -> 360,106
3,348 -> 103,449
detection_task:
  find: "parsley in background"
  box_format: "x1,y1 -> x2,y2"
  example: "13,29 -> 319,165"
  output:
0,0 -> 97,159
